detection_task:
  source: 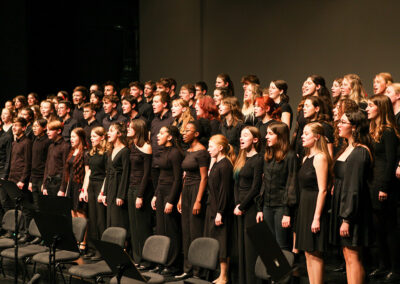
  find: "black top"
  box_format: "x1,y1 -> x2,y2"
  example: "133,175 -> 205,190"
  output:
25,124 -> 34,140
137,98 -> 154,122
85,152 -> 107,182
207,157 -> 234,218
182,149 -> 210,186
219,120 -> 244,155
83,119 -> 102,147
156,146 -> 184,205
234,153 -> 263,211
9,135 -> 32,184
278,101 -> 293,129
102,113 -> 127,131
129,144 -> 152,197
104,147 -> 130,202
95,107 -> 106,124
31,134 -> 52,180
0,128 -> 13,179
255,119 -> 277,153
243,113 -> 257,126
62,117 -> 80,142
150,111 -> 175,167
72,106 -> 86,126
43,137 -> 71,183
258,150 -> 299,215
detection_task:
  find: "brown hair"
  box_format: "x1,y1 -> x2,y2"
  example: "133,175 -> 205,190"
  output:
89,126 -> 107,156
233,126 -> 261,174
47,120 -> 63,131
65,127 -> 87,184
264,122 -> 290,162
129,118 -> 150,148
343,74 -> 367,104
375,72 -> 393,84
221,96 -> 243,127
171,99 -> 194,135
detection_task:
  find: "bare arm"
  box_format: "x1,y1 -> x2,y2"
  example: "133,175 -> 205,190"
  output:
312,153 -> 328,233
281,112 -> 291,129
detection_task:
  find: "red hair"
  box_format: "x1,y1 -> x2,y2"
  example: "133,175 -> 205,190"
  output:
255,96 -> 281,120
197,95 -> 219,120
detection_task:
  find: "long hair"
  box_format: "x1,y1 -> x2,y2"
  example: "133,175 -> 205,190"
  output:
271,80 -> 289,103
65,128 -> 87,185
163,125 -> 184,155
129,119 -> 149,148
242,83 -> 260,117
333,99 -> 359,147
197,96 -> 219,120
255,96 -> 281,120
217,73 -> 235,97
89,126 -> 107,156
332,77 -> 343,105
171,99 -> 194,135
343,74 -> 367,104
264,122 -> 290,162
233,126 -> 261,174
209,134 -> 236,165
221,96 -> 243,127
369,95 -> 400,142
106,122 -> 128,152
346,110 -> 373,154
305,96 -> 331,123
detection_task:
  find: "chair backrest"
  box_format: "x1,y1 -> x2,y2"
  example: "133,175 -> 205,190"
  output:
188,237 -> 219,270
2,209 -> 22,232
72,217 -> 87,243
255,250 -> 294,282
28,219 -> 41,238
142,235 -> 170,265
101,227 -> 127,247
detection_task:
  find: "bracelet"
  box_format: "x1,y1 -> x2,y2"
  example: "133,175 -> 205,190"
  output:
79,188 -> 84,193
100,191 -> 104,196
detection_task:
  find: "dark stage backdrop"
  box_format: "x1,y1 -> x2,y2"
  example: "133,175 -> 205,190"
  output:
139,0 -> 400,114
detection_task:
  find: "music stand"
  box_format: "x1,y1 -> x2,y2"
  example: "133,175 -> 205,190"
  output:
38,195 -> 72,216
0,179 -> 35,284
247,221 -> 292,282
33,197 -> 77,284
93,239 -> 149,284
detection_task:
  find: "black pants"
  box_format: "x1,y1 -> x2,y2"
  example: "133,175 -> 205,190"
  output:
44,175 -> 62,196
31,177 -> 43,210
127,184 -> 153,264
87,179 -> 106,251
106,198 -> 128,230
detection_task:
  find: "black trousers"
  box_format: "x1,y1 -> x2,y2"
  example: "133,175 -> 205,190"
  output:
155,184 -> 181,268
30,177 -> 43,210
44,175 -> 62,196
87,179 -> 106,251
106,198 -> 128,231
128,184 -> 153,264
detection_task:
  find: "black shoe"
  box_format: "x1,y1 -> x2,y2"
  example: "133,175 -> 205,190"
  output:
29,237 -> 41,244
384,272 -> 400,283
369,268 -> 388,278
174,272 -> 192,280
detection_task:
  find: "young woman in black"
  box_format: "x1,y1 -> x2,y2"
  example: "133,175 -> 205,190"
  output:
80,126 -> 107,259
219,97 -> 244,155
233,126 -> 263,284
268,80 -> 293,129
205,134 -> 235,284
101,122 -> 130,230
126,119 -> 153,267
256,122 -> 298,250
330,110 -> 373,284
177,120 -> 210,278
151,126 -> 184,275
366,95 -> 400,282
195,96 -> 220,137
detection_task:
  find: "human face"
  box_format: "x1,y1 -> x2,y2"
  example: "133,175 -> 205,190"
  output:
152,95 -> 166,114
83,107 -> 95,120
331,80 -> 341,98
72,91 -> 84,105
107,125 -> 119,143
103,100 -> 113,114
20,109 -> 30,122
156,84 -> 166,93
301,125 -> 316,148
303,99 -> 318,119
91,131 -> 104,147
15,99 -> 22,110
27,94 -> 37,106
32,121 -> 45,137
243,86 -> 252,103
5,101 -> 14,112
366,100 -> 379,120
219,102 -> 230,116
373,76 -> 387,95
242,81 -> 250,91
1,109 -> 12,124
215,77 -> 227,88
89,84 -> 99,93
40,102 -> 51,117
157,127 -> 170,146
183,123 -> 196,143
385,85 -> 399,104
171,101 -> 185,118
338,114 -> 353,139
130,86 -> 142,99
208,140 -> 221,159
47,128 -> 59,140
121,100 -> 132,115
340,78 -> 351,97
179,88 -> 192,102
268,82 -> 281,101
266,127 -> 278,147
332,104 -> 340,122
303,78 -> 318,96
127,124 -> 135,138
195,86 -> 203,98
90,93 -> 100,105
213,89 -> 223,106
240,128 -> 256,150
70,131 -> 80,148
12,122 -> 24,137
195,100 -> 204,117
57,103 -> 68,119
254,101 -> 266,118
104,85 -> 115,96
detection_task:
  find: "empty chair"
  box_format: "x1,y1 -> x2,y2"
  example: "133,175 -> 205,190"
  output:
255,250 -> 294,283
67,227 -> 127,283
110,235 -> 170,284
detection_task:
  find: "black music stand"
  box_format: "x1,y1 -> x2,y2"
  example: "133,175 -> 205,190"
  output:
0,179 -> 35,284
247,221 -> 292,282
93,239 -> 148,284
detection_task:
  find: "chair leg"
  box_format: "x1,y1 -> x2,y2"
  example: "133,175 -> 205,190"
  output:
0,256 -> 5,278
57,263 -> 67,284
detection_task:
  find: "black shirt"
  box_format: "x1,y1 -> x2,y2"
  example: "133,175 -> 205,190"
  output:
278,101 -> 293,129
43,137 -> 70,183
102,112 -> 127,131
137,98 -> 154,122
85,152 -> 107,182
31,134 -> 52,180
129,144 -> 152,197
219,119 -> 244,155
72,106 -> 86,126
0,128 -> 13,179
181,149 -> 210,186
150,111 -> 175,167
9,135 -> 32,184
62,117 -> 80,142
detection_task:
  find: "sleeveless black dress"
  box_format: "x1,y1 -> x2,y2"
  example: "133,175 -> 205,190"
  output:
295,156 -> 327,252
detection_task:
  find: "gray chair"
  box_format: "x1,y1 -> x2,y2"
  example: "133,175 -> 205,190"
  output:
110,235 -> 171,284
31,217 -> 87,283
67,227 -> 127,283
255,250 -> 294,283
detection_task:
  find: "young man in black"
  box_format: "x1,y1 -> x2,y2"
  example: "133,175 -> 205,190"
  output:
58,100 -> 80,142
72,86 -> 88,126
129,81 -> 153,122
102,95 -> 127,131
82,103 -> 101,146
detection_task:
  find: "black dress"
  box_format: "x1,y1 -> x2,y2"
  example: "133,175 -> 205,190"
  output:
181,149 -> 210,273
277,101 -> 293,129
64,155 -> 84,212
234,153 -> 263,284
329,147 -> 373,247
104,146 -> 130,229
128,145 -> 153,264
219,120 -> 244,155
295,156 -> 327,252
204,157 -> 233,259
155,146 -> 184,267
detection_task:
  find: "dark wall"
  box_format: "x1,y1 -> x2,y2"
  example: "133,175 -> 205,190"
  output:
140,0 -> 400,109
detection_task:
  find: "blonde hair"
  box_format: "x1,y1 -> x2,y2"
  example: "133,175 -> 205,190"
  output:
242,83 -> 259,117
172,99 -> 194,135
47,120 -> 63,131
390,83 -> 400,94
343,74 -> 367,104
375,72 -> 393,84
233,126 -> 261,174
209,134 -> 236,165
89,126 -> 107,156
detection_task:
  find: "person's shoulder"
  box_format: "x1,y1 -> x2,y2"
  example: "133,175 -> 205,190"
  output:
140,143 -> 152,155
313,152 -> 328,165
